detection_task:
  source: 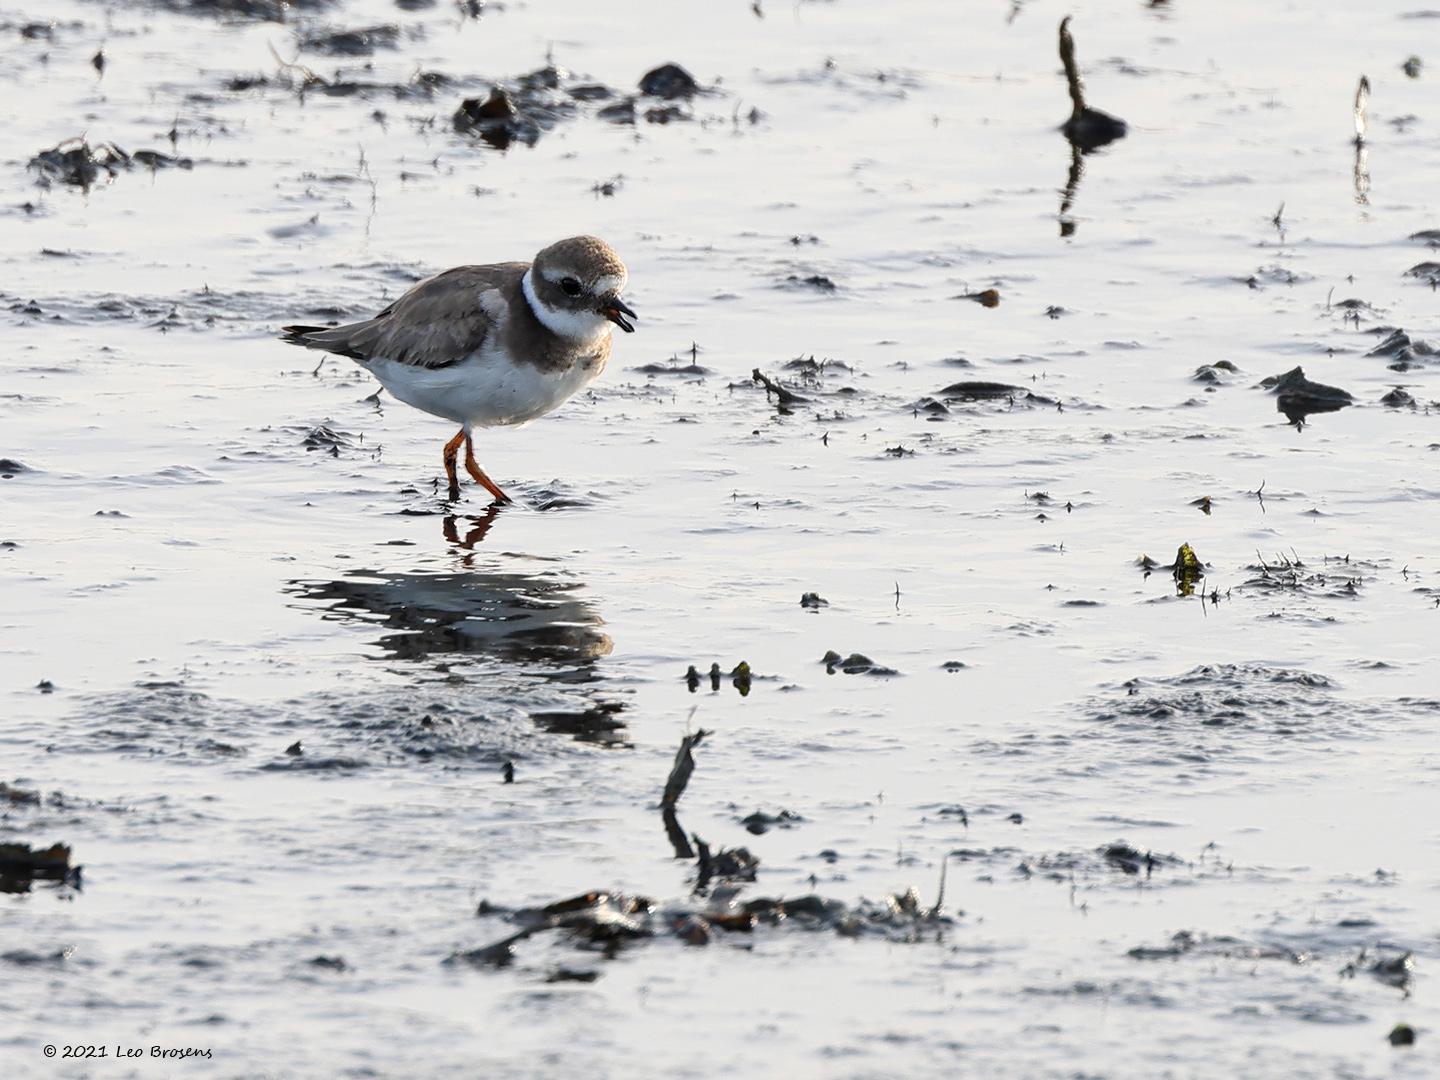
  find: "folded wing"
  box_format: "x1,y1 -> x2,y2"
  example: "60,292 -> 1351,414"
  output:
281,262 -> 527,369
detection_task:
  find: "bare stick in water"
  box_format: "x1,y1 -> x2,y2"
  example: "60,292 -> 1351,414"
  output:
1353,75 -> 1370,145
1059,16 -> 1086,118
661,727 -> 711,809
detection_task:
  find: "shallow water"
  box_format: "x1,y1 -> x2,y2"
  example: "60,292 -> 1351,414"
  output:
3,0 -> 1439,1076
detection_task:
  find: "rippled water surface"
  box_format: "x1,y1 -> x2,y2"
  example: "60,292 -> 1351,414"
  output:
3,0 -> 1439,1076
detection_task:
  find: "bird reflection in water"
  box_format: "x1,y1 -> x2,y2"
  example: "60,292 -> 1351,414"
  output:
287,513 -> 612,674
286,512 -> 622,743
443,506 -> 503,565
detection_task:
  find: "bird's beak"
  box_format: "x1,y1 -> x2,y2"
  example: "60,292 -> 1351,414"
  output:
600,296 -> 637,333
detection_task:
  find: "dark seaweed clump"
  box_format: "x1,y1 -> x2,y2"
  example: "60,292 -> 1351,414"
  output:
28,139 -> 191,191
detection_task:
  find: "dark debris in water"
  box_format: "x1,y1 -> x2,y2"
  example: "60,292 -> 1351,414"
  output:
1243,551 -> 1367,600
1058,17 -> 1127,152
457,882 -> 953,970
0,842 -> 81,892
638,63 -> 702,100
298,25 -> 400,57
1257,366 -> 1352,427
821,650 -> 898,676
28,138 -> 192,190
149,0 -> 334,18
1366,328 -> 1437,371
452,61 -> 708,149
1128,929 -> 1307,964
1341,947 -> 1416,991
739,809 -> 803,835
531,704 -> 628,746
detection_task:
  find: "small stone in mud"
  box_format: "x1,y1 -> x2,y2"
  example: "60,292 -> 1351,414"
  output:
0,783 -> 42,806
822,651 -> 898,676
0,459 -> 30,478
672,914 -> 711,946
731,661 -> 752,696
639,63 -> 700,99
597,98 -> 636,124
308,955 -> 348,971
284,740 -> 302,756
225,74 -> 270,91
546,968 -> 599,983
800,592 -> 828,609
784,274 -> 837,292
955,288 -> 1000,308
1389,1023 -> 1417,1046
1007,812 -> 1024,825
1403,56 -> 1423,78
1258,366 -> 1353,424
502,761 -> 515,783
941,661 -> 967,672
741,810 -> 802,835
1382,387 -> 1415,407
36,680 -> 54,694
937,381 -> 1020,401
91,48 -> 105,75
644,105 -> 689,124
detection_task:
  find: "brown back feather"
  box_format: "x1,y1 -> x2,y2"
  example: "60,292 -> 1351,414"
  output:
281,263 -> 527,369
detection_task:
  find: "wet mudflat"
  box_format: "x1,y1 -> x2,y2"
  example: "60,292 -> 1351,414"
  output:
2,0 -> 1439,1076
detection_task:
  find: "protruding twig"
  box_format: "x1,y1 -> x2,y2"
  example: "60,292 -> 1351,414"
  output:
751,368 -> 808,407
929,853 -> 948,918
1059,17 -> 1086,117
1058,17 -> 1127,151
661,727 -> 710,809
1353,75 -> 1370,145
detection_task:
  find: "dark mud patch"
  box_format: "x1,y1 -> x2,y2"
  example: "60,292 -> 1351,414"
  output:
298,25 -> 401,57
1059,664 -> 1436,771
129,0 -> 334,17
3,286 -> 334,332
73,679 -> 565,766
1128,929 -> 1308,963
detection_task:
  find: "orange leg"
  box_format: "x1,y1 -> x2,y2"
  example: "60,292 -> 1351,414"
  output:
464,435 -> 511,504
442,429 -> 465,500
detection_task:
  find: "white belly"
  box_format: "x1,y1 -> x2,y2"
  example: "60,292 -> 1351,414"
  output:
363,347 -> 603,430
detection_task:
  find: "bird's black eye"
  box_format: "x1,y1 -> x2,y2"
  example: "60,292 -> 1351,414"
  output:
560,277 -> 582,297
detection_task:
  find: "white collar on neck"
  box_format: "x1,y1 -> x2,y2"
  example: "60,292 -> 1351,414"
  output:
521,268 -> 612,344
